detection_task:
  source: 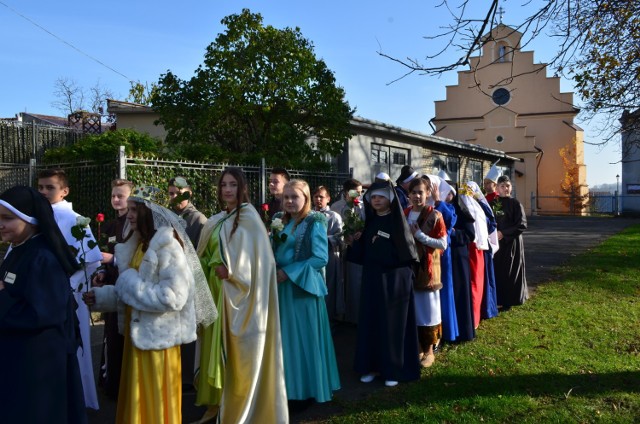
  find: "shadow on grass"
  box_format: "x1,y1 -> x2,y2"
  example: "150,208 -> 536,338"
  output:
346,370 -> 640,414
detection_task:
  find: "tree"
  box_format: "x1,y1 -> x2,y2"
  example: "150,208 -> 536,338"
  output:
152,9 -> 354,168
127,81 -> 158,105
559,143 -> 589,214
379,0 -> 640,147
51,77 -> 114,117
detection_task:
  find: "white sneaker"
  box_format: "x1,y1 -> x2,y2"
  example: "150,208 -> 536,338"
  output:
360,373 -> 376,383
385,380 -> 398,387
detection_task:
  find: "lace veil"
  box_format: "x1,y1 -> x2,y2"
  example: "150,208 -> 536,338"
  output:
130,186 -> 217,328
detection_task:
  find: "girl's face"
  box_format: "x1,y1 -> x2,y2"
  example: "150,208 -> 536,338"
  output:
409,183 -> 431,208
111,186 -> 131,215
220,173 -> 239,210
370,194 -> 391,213
283,186 -> 306,216
497,181 -> 512,197
126,200 -> 139,231
0,205 -> 36,244
313,189 -> 330,210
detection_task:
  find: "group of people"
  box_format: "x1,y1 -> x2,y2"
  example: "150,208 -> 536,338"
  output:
0,162 -> 527,423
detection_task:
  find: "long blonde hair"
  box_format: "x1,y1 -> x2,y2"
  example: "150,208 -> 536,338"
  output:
282,179 -> 311,228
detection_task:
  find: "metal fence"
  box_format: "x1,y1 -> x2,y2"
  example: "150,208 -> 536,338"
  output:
0,148 -> 352,224
530,192 -> 622,216
123,153 -> 351,217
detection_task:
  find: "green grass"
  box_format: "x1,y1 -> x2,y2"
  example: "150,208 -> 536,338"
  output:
329,225 -> 640,423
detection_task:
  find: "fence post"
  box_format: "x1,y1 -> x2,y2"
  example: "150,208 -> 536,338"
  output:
28,158 -> 36,187
260,158 -> 266,205
118,146 -> 126,179
31,121 -> 37,159
530,191 -> 534,216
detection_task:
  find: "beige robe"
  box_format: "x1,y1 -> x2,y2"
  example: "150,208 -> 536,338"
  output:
198,204 -> 288,424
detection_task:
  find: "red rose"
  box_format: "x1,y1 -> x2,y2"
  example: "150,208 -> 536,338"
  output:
353,198 -> 361,205
261,203 -> 269,211
96,213 -> 105,223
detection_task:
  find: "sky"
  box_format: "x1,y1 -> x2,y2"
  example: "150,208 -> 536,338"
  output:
0,0 -> 622,186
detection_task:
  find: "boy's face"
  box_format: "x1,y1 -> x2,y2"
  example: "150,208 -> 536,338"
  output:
269,173 -> 287,197
483,179 -> 497,194
168,185 -> 189,211
111,186 -> 131,214
497,181 -> 512,197
313,190 -> 330,210
38,176 -> 69,204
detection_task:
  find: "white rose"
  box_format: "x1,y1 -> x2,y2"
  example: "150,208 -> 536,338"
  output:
271,217 -> 284,232
76,216 -> 91,227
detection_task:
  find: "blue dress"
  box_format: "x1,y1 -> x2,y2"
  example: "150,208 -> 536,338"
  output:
435,201 -> 459,342
273,212 -> 341,402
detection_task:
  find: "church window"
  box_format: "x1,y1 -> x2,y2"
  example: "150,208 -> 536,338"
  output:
492,88 -> 511,106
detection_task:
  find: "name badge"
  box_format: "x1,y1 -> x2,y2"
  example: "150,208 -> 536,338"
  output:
4,272 -> 16,284
108,236 -> 117,243
377,230 -> 390,239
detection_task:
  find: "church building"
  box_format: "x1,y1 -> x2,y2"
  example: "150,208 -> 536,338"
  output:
431,24 -> 588,214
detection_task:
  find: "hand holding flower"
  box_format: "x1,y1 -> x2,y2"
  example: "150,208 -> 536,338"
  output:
82,291 -> 96,307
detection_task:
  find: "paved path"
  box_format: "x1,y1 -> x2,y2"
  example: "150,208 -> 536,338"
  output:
87,216 -> 638,423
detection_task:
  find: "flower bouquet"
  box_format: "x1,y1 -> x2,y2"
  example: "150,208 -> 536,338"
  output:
270,217 -> 287,247
341,189 -> 365,237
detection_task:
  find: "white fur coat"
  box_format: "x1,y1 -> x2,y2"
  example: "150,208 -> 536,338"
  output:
92,226 -> 197,350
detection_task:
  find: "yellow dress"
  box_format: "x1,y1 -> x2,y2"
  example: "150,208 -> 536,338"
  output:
115,243 -> 182,424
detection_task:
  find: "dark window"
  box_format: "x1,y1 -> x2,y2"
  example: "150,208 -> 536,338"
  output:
492,88 -> 511,105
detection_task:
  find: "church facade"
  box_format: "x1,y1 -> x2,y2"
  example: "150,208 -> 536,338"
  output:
431,24 -> 588,214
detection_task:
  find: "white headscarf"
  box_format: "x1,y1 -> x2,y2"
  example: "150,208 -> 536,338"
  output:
426,174 -> 456,205
458,182 -> 489,251
466,181 -> 499,254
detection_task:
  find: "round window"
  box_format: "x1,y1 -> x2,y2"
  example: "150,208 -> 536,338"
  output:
496,135 -> 504,143
492,88 -> 511,105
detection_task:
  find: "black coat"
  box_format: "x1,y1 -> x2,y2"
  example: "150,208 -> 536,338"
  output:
0,236 -> 87,424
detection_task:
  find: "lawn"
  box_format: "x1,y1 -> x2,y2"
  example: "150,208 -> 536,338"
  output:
328,225 -> 640,423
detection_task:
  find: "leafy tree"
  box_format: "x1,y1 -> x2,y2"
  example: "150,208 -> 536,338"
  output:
559,143 -> 589,214
43,128 -> 164,163
379,0 -> 640,147
127,81 -> 158,105
152,9 -> 354,169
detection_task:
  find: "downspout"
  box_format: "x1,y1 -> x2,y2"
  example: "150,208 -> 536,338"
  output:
534,145 -> 543,210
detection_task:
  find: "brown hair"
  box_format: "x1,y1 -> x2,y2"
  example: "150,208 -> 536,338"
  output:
282,179 -> 311,228
270,167 -> 290,182
408,177 -> 432,193
217,167 -> 250,239
130,201 -> 154,251
37,168 -> 69,188
111,179 -> 134,191
313,185 -> 331,197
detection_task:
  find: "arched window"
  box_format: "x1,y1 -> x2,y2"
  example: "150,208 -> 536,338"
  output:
496,41 -> 511,62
